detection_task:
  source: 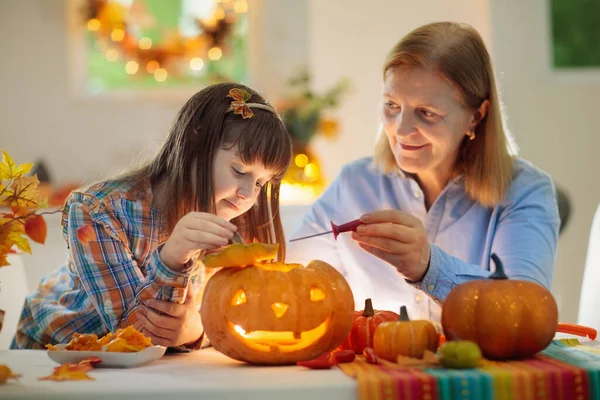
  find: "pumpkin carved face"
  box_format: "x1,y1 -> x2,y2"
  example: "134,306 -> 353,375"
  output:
200,258 -> 354,365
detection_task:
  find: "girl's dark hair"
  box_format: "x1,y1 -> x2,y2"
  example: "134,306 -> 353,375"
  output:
122,82 -> 292,260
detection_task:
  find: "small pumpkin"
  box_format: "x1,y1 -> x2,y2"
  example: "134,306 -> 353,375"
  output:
441,254 -> 558,360
202,243 -> 279,268
339,298 -> 398,354
373,306 -> 438,361
201,254 -> 354,365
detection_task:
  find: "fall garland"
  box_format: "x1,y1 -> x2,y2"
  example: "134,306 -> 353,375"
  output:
81,0 -> 246,79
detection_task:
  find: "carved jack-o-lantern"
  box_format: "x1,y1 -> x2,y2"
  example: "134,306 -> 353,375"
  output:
200,257 -> 355,365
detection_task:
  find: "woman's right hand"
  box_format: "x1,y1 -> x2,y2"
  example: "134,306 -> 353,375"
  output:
160,212 -> 237,271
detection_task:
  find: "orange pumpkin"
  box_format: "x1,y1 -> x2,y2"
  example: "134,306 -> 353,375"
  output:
339,298 -> 398,354
373,306 -> 438,361
441,254 -> 558,360
202,243 -> 279,268
200,257 -> 354,365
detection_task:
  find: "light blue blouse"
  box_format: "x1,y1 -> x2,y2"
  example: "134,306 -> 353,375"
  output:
286,157 -> 560,325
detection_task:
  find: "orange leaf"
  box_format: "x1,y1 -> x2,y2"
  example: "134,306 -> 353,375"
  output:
77,225 -> 95,245
10,206 -> 30,218
25,215 -> 47,244
78,357 -> 102,367
0,364 -> 21,384
38,363 -> 95,381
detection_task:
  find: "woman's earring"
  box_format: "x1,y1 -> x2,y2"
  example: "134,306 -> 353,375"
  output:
467,131 -> 476,140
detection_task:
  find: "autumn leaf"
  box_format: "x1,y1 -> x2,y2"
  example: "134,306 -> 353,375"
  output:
0,150 -> 33,181
0,219 -> 32,265
10,206 -> 30,218
38,362 -> 96,382
8,223 -> 31,254
0,365 -> 21,384
2,175 -> 46,209
77,225 -> 95,245
77,357 -> 102,368
25,215 -> 47,244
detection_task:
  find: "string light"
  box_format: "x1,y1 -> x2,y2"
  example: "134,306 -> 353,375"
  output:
154,68 -> 168,82
208,47 -> 222,61
125,61 -> 139,74
304,164 -> 319,181
105,48 -> 119,62
189,57 -> 204,71
87,18 -> 100,31
146,60 -> 160,73
111,28 -> 125,42
83,0 -> 249,81
138,37 -> 152,50
234,0 -> 248,13
295,154 -> 309,168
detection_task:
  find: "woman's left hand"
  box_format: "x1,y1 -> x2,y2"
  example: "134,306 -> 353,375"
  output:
135,283 -> 203,347
351,210 -> 431,282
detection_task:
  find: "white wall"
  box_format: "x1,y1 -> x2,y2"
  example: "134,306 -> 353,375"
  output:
489,0 -> 600,322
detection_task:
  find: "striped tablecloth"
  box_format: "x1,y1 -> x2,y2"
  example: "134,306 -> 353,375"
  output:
338,339 -> 600,400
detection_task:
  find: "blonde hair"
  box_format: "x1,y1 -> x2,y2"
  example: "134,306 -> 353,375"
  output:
374,22 -> 516,207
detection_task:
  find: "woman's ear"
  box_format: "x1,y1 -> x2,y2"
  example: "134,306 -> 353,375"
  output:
469,99 -> 490,131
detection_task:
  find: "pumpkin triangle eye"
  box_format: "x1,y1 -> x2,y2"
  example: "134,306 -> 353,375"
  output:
310,287 -> 326,302
232,289 -> 247,306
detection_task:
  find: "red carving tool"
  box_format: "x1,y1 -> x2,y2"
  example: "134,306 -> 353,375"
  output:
289,219 -> 363,242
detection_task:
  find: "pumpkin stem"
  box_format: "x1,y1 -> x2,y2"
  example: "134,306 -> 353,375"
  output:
362,298 -> 375,317
489,253 -> 508,280
399,305 -> 410,321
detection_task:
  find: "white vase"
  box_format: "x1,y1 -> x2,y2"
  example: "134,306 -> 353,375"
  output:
0,255 -> 29,350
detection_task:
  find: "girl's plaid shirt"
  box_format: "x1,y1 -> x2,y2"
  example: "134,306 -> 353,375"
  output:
11,179 -> 214,349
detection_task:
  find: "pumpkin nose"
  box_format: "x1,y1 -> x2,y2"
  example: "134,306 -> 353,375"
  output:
271,302 -> 289,318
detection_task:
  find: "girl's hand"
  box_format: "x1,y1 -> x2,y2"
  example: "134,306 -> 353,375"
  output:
351,210 -> 431,282
160,212 -> 237,271
135,284 -> 203,348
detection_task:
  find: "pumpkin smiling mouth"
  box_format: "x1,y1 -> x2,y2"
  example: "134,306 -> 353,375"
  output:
229,319 -> 330,352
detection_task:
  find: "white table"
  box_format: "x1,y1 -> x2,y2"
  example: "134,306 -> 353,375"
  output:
0,348 -> 357,400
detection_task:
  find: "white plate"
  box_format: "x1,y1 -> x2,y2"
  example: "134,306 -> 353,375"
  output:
47,345 -> 167,368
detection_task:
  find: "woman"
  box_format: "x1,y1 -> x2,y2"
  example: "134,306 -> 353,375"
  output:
286,22 -> 559,325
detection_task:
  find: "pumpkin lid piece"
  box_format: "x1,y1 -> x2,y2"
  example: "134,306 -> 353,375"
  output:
202,243 -> 279,268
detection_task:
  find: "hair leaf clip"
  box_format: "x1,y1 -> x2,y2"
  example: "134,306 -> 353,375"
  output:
227,88 -> 255,119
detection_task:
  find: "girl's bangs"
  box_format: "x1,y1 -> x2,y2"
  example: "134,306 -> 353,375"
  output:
226,112 -> 292,181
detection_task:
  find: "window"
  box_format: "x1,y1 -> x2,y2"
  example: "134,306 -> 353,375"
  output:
79,0 -> 247,95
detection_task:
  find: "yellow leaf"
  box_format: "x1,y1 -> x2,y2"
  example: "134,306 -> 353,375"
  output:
0,150 -> 33,180
3,221 -> 31,255
3,175 -> 44,208
0,253 -> 9,268
10,232 -> 31,255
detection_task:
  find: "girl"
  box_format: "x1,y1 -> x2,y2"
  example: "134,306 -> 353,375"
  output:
12,83 -> 292,349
